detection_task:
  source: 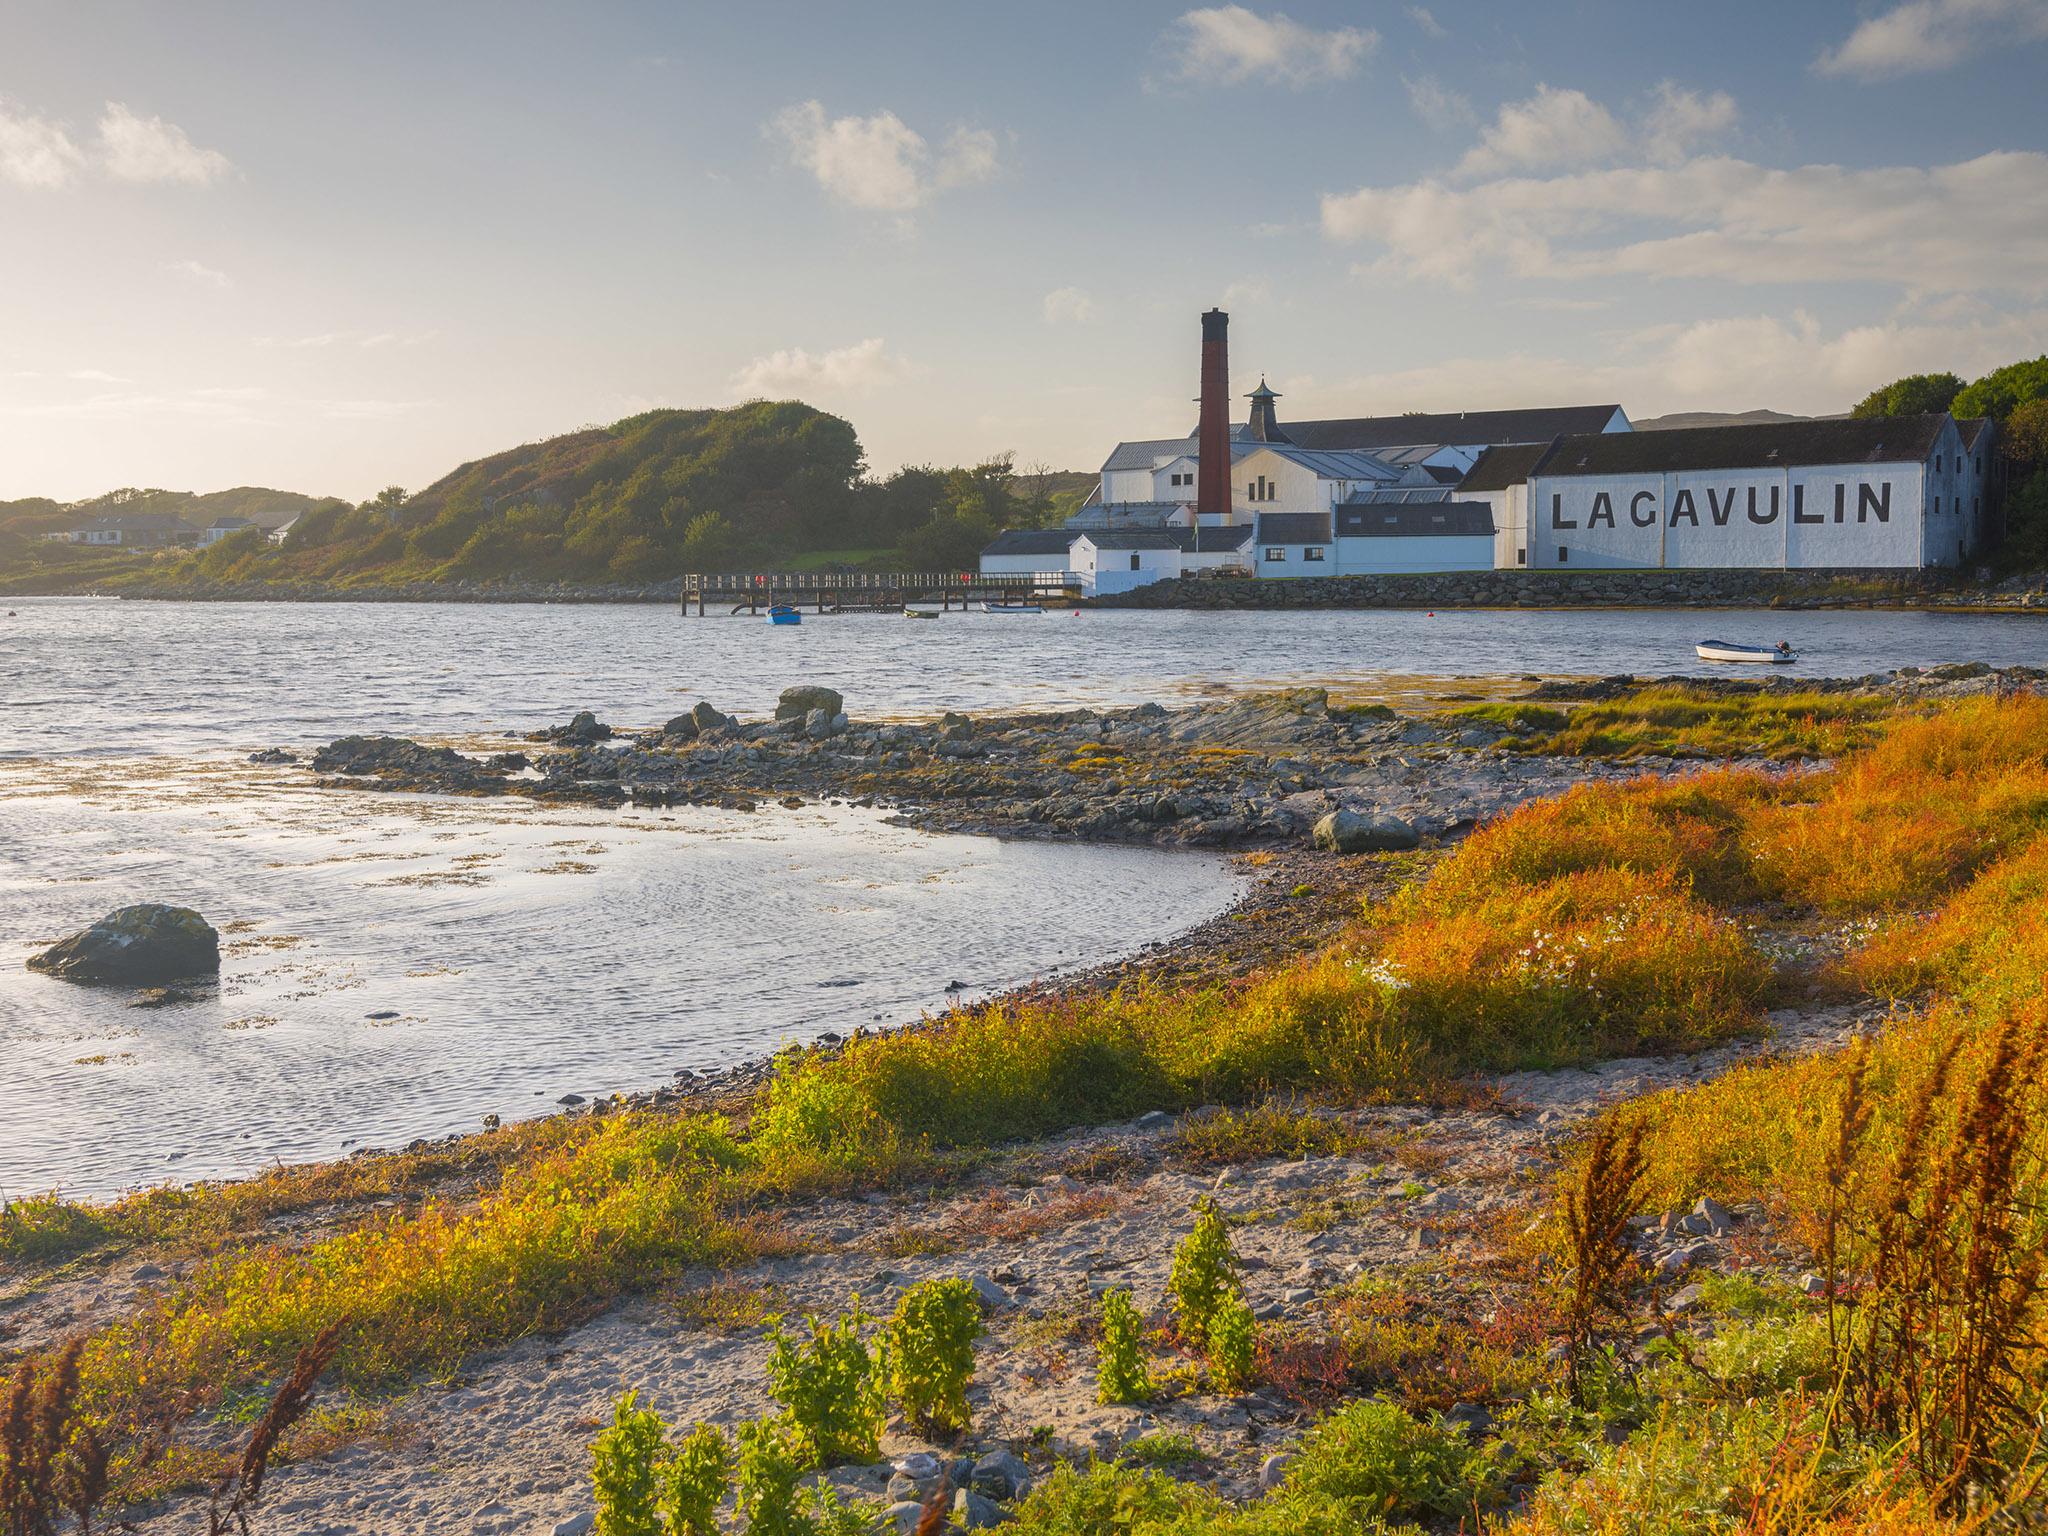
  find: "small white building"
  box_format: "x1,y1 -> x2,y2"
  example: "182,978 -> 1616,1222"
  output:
1070,530 -> 1183,594
198,516 -> 257,547
64,512 -> 196,548
1252,513 -> 1333,577
1172,523 -> 1255,573
1333,497 -> 1495,574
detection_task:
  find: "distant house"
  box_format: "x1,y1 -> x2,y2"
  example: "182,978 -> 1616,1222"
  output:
1252,512 -> 1332,577
1070,529 -> 1183,595
267,515 -> 300,546
1169,523 -> 1255,574
197,515 -> 258,547
1333,497 -> 1496,574
977,527 -> 1077,576
65,512 -> 198,548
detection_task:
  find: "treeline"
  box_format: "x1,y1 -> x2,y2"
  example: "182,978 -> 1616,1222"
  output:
1854,355 -> 2048,570
218,401 -> 1085,584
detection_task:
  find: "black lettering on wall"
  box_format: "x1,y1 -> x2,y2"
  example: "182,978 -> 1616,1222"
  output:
1550,492 -> 1576,531
1589,493 -> 1615,529
1857,482 -> 1892,523
1833,484 -> 1846,524
1747,486 -> 1780,525
1706,487 -> 1736,527
1793,484 -> 1822,524
1631,491 -> 1658,527
1669,489 -> 1697,527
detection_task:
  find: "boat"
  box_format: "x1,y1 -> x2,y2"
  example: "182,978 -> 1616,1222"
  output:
766,604 -> 801,626
980,601 -> 1042,614
903,605 -> 941,620
1697,639 -> 1795,664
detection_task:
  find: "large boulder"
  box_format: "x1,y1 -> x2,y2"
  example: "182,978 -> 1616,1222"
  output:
689,701 -> 733,734
1312,809 -> 1420,854
775,685 -> 844,721
29,904 -> 220,984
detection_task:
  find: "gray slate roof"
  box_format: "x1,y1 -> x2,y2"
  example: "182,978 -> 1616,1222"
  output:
1075,529 -> 1182,551
981,528 -> 1077,557
1336,503 -> 1496,538
1253,512 -> 1332,544
1529,414 -> 1953,477
1958,417 -> 1994,452
1169,524 -> 1255,553
1458,441 -> 1556,493
1280,404 -> 1624,452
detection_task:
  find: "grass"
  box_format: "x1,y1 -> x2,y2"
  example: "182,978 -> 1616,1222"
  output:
17,690 -> 2048,1525
1448,684 -> 1898,761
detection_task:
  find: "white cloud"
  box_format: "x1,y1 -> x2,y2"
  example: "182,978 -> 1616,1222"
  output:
1452,82 -> 1734,178
167,258 -> 230,288
1454,85 -> 1627,178
1282,307 -> 2048,420
0,99 -> 84,188
1406,5 -> 1448,38
1221,275 -> 1274,307
732,337 -> 912,397
766,101 -> 998,213
1160,6 -> 1378,88
1042,286 -> 1098,324
1404,75 -> 1474,133
96,103 -> 231,185
1323,146 -> 2048,295
1816,0 -> 2048,79
67,368 -> 132,384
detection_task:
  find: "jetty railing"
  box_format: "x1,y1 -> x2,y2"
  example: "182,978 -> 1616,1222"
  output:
680,570 -> 1082,615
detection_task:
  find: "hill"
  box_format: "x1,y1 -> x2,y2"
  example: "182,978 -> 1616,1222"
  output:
0,486 -> 328,540
1632,408 -> 1823,431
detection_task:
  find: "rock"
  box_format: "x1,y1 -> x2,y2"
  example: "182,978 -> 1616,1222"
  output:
953,1487 -> 1010,1528
562,711 -> 610,742
660,712 -> 700,739
967,1272 -> 1015,1311
1311,808 -> 1420,854
1799,1272 -> 1827,1295
804,708 -> 838,741
776,685 -> 845,721
28,905 -> 220,985
1132,1109 -> 1173,1132
1667,1282 -> 1707,1314
880,1502 -> 933,1536
689,701 -> 732,733
247,747 -> 296,764
1257,1453 -> 1292,1491
1408,1227 -> 1441,1253
1690,1196 -> 1736,1236
552,1515 -> 594,1536
973,1449 -> 1032,1501
1445,1403 -> 1493,1438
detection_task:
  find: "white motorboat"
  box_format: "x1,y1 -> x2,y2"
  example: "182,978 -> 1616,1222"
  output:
979,601 -> 1042,614
1697,639 -> 1796,664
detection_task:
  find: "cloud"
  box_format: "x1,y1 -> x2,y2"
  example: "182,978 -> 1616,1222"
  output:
167,258 -> 230,288
766,101 -> 998,212
96,103 -> 232,185
1404,75 -> 1474,133
1323,144 -> 2048,294
1282,306 -> 2048,420
1816,0 -> 2048,79
66,368 -> 133,384
1406,5 -> 1448,38
732,337 -> 912,397
1453,81 -> 1734,178
1159,6 -> 1378,87
1042,286 -> 1098,324
1221,275 -> 1274,307
0,99 -> 84,188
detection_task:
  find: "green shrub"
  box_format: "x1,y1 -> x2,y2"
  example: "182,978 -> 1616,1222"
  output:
1206,1291 -> 1257,1393
1097,1287 -> 1154,1405
0,1194 -> 112,1264
591,1391 -> 666,1536
1168,1197 -> 1241,1343
735,1419 -> 812,1536
888,1276 -> 985,1435
659,1423 -> 732,1536
1284,1398 -> 1498,1524
765,1305 -> 887,1466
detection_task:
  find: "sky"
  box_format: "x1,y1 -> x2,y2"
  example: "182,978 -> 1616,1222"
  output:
3,0 -> 2047,502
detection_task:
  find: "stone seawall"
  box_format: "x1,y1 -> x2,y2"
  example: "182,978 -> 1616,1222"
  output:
1087,568 -> 2047,611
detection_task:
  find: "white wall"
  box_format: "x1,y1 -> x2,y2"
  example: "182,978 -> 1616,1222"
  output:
1336,535 -> 1493,575
1072,538 -> 1181,593
1528,460 -> 1932,569
979,551 -> 1071,576
1254,542 -> 1331,578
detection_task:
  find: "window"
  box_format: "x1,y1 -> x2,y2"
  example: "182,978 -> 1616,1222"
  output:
1303,546 -> 1326,562
1264,547 -> 1287,562
1516,547 -> 1527,566
1558,545 -> 1569,563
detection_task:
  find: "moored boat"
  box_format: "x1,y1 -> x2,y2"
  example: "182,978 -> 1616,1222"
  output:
766,604 -> 801,626
903,605 -> 941,620
980,601 -> 1042,614
1697,638 -> 1794,664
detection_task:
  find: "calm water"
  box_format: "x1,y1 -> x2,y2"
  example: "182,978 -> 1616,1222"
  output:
3,597 -> 2043,757
1,597 -> 2040,1198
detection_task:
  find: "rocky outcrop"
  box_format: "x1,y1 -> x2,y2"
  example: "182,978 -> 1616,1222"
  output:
776,685 -> 845,721
29,904 -> 220,984
1313,809 -> 1420,854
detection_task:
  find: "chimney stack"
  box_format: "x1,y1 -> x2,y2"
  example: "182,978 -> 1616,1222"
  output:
1196,308 -> 1231,520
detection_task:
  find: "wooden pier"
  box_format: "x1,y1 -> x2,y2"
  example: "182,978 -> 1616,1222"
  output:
680,570 -> 1082,615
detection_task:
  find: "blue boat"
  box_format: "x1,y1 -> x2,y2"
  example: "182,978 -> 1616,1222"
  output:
766,604 -> 801,626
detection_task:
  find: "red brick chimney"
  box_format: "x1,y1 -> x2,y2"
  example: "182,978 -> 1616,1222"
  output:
1196,308 -> 1231,520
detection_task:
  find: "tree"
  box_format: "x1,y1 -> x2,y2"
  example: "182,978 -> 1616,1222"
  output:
1850,372 -> 1963,419
2002,399 -> 2048,470
1953,356 -> 2048,423
362,485 -> 409,517
1998,472 -> 2048,572
680,510 -> 738,569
